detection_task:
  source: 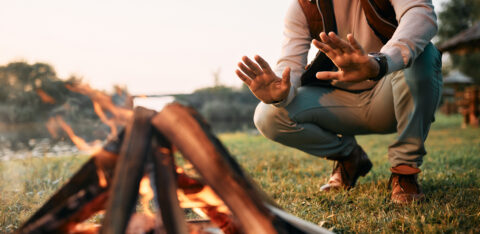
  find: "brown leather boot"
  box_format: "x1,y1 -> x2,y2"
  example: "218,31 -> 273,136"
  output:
320,145 -> 372,191
389,165 -> 425,204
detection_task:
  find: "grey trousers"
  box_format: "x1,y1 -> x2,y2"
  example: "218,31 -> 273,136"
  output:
253,43 -> 442,168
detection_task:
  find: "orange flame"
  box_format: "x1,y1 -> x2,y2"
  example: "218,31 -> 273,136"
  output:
96,167 -> 108,188
177,186 -> 229,214
36,89 -> 56,104
66,83 -> 133,124
176,167 -> 234,232
70,223 -> 100,234
43,83 -> 131,186
92,101 -> 118,139
45,117 -> 59,139
54,116 -> 101,154
91,149 -> 118,189
139,176 -> 155,217
176,166 -> 231,220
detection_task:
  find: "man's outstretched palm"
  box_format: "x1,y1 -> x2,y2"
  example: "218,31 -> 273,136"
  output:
235,55 -> 291,104
313,32 -> 380,82
236,33 -> 380,103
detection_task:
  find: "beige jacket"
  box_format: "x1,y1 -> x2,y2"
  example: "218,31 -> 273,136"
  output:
274,0 -> 438,107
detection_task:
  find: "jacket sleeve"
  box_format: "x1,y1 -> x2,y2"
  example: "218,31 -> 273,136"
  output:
272,0 -> 311,107
381,0 -> 438,73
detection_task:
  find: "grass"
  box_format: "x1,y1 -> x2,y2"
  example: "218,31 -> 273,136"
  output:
1,114 -> 479,233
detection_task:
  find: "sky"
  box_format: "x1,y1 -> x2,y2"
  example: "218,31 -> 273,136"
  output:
0,0 -> 446,95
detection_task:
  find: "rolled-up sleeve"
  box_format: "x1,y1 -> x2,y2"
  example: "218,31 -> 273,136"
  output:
381,0 -> 438,73
273,0 -> 311,107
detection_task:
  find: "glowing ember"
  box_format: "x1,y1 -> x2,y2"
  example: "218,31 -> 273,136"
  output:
96,168 -> 108,188
175,166 -> 235,231
35,89 -> 56,104
176,167 -> 185,174
177,186 -> 229,213
70,223 -> 100,234
139,176 -> 155,217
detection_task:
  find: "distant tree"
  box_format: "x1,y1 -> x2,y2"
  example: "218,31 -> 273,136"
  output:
212,68 -> 222,87
0,62 -> 69,123
437,0 -> 480,83
0,61 -> 129,146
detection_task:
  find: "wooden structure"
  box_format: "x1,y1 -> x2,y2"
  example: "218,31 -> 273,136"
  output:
437,21 -> 480,126
440,71 -> 474,115
16,103 -> 331,234
457,86 -> 480,128
438,21 -> 480,54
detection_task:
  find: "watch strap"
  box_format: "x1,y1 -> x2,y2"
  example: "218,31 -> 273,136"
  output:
368,53 -> 388,81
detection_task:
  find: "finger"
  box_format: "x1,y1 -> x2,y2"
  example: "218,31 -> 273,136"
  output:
238,62 -> 256,79
320,32 -> 342,54
235,70 -> 252,86
316,71 -> 342,80
347,34 -> 365,54
254,55 -> 273,73
328,32 -> 353,53
313,39 -> 337,58
242,56 -> 263,75
319,32 -> 331,44
282,67 -> 291,87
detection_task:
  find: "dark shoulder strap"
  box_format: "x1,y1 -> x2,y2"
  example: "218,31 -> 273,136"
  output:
297,0 -> 338,40
298,0 -> 337,86
360,0 -> 398,44
298,0 -> 323,40
298,0 -> 398,86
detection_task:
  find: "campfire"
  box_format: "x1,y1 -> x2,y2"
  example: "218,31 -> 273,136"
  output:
17,87 -> 331,233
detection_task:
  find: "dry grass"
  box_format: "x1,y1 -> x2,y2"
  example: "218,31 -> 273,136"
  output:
1,114 -> 479,233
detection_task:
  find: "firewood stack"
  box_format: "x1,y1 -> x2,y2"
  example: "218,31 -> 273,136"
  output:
16,103 -> 331,234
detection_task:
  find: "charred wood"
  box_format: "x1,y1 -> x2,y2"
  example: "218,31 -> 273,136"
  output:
151,137 -> 188,234
100,107 -> 156,234
16,150 -> 117,233
152,103 -> 276,234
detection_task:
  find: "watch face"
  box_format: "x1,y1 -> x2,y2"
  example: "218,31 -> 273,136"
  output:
368,53 -> 387,81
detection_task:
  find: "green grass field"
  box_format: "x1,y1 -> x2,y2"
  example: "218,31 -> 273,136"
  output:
1,114 -> 479,233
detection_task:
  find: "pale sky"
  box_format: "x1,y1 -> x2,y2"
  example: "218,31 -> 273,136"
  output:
0,0 -> 446,95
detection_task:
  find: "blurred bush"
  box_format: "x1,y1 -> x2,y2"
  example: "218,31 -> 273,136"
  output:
0,62 -> 129,150
174,85 -> 259,132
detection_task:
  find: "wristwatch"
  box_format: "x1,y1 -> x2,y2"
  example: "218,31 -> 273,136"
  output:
368,53 -> 388,81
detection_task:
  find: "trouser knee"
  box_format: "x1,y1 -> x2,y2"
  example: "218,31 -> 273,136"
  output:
253,102 -> 292,142
403,43 -> 442,92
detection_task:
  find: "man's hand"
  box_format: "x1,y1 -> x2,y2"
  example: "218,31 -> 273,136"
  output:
313,32 -> 380,82
235,55 -> 291,104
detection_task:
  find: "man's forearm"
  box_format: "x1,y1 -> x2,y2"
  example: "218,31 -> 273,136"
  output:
382,0 -> 438,74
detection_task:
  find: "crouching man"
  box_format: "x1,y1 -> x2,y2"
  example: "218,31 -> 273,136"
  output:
235,0 -> 442,204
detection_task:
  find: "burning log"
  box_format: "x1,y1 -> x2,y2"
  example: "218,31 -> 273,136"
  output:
18,103 -> 332,234
16,129 -> 124,233
151,138 -> 188,234
16,149 -> 121,233
100,107 -> 156,234
152,104 -> 277,234
152,104 -> 331,234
